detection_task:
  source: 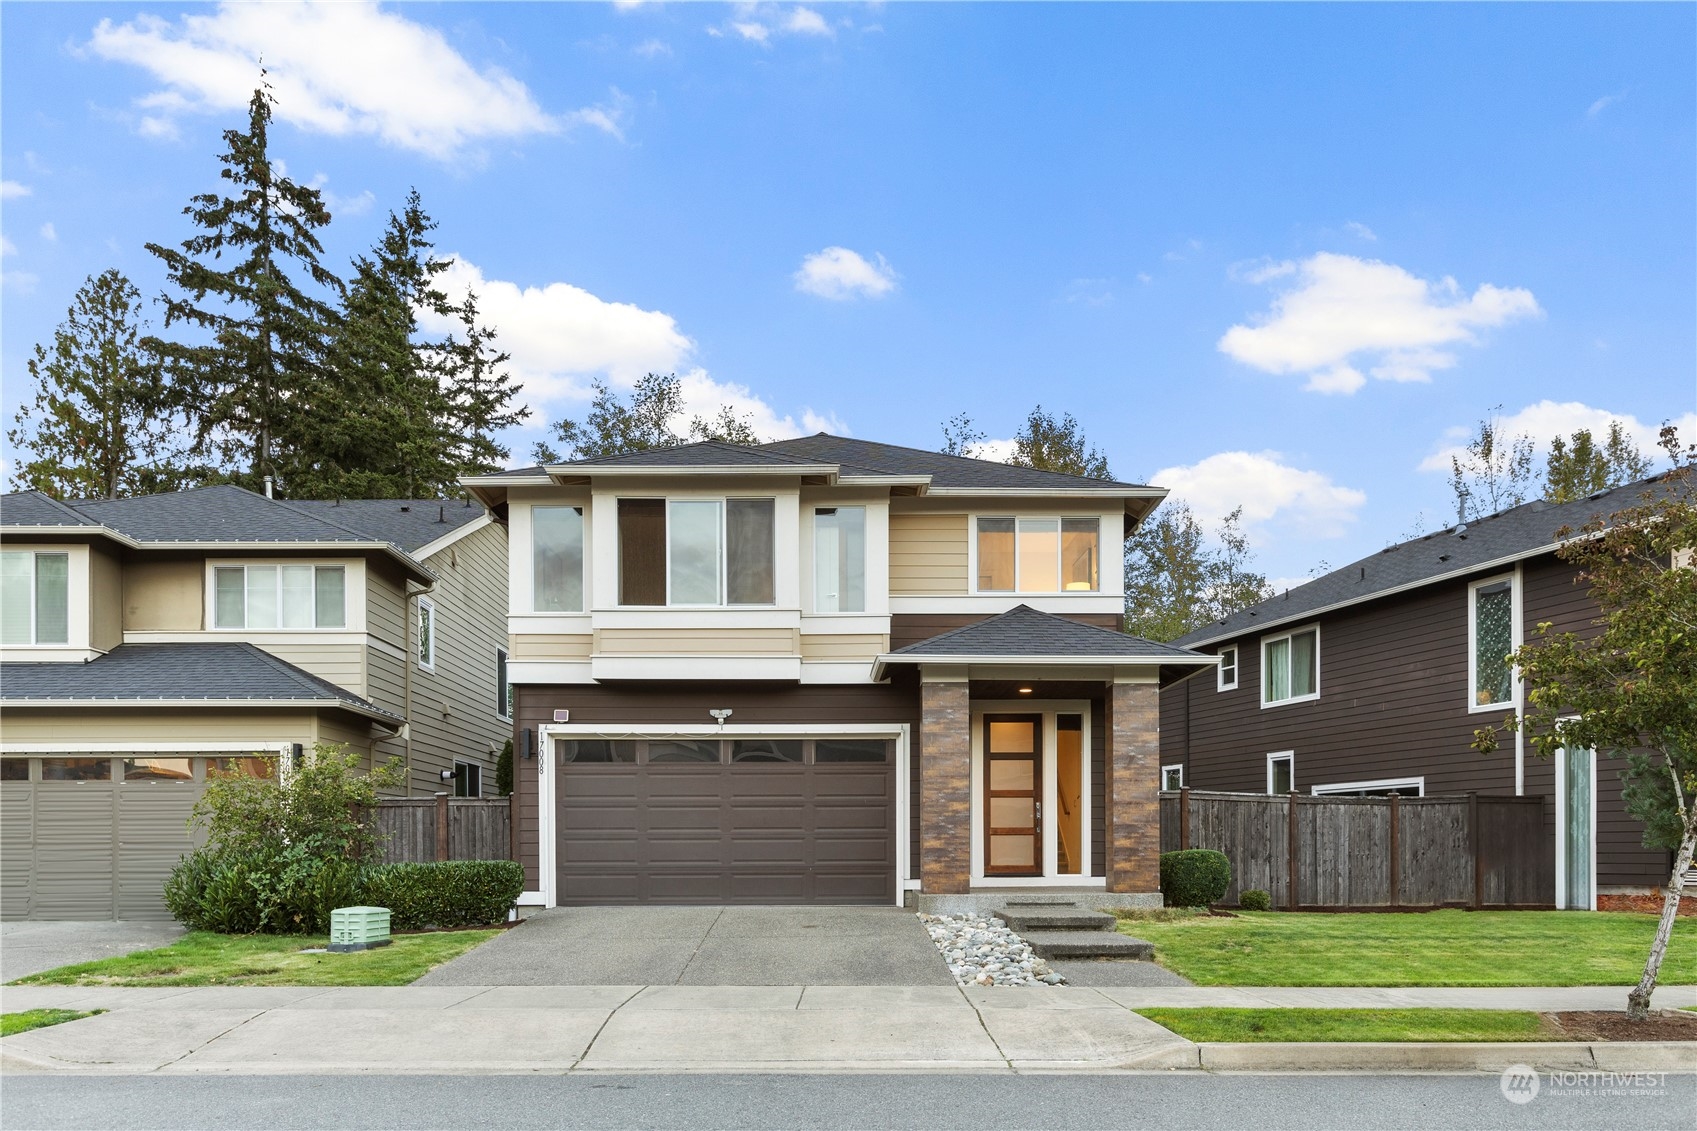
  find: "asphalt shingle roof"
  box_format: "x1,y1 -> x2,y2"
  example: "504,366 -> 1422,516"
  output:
286,498 -> 485,553
0,642 -> 402,722
884,604 -> 1211,662
1,491 -> 101,527
1175,474 -> 1692,649
63,486 -> 378,544
763,434 -> 1153,491
550,441 -> 831,470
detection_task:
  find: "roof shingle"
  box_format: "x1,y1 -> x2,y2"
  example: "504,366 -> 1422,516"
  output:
884,604 -> 1210,662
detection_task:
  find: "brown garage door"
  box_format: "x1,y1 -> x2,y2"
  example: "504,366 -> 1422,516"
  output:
555,736 -> 895,905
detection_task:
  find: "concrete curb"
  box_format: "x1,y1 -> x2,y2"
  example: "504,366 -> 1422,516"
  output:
1187,1041 -> 1697,1073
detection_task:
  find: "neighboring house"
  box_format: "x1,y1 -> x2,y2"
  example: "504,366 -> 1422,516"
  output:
0,486 -> 510,920
1160,475 -> 1692,911
463,436 -> 1213,910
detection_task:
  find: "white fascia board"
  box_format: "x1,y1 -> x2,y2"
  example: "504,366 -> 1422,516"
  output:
799,661 -> 879,684
0,697 -> 401,724
546,464 -> 840,479
923,486 -> 1166,499
890,595 -> 1125,615
876,653 -> 1214,681
589,655 -> 802,682
837,475 -> 931,488
2,741 -> 295,754
2,523 -> 139,548
413,512 -> 495,561
509,660 -> 595,685
460,473 -> 553,486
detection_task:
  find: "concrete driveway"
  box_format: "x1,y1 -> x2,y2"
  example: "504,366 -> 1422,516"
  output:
418,906 -> 955,987
1,921 -> 185,983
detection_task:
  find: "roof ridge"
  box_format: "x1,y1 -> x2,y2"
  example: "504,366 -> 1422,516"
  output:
3,490 -> 97,524
763,434 -> 1142,488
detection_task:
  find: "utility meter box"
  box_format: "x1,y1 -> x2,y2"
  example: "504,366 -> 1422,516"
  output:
328,906 -> 392,953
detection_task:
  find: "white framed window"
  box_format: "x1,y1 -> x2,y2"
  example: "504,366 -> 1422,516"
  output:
0,550 -> 69,645
1161,764 -> 1185,791
974,515 -> 1100,594
453,760 -> 482,798
496,647 -> 512,720
532,506 -> 584,613
1311,776 -> 1424,797
813,506 -> 866,613
1261,625 -> 1319,706
1266,752 -> 1294,795
1217,645 -> 1238,691
417,598 -> 436,671
617,496 -> 775,608
1469,574 -> 1517,712
212,564 -> 345,630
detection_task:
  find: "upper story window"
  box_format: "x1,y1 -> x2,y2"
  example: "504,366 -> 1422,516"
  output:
0,550 -> 69,645
1261,625 -> 1318,706
533,506 -> 584,613
618,497 -> 774,607
213,565 -> 344,630
1217,646 -> 1238,691
813,506 -> 866,613
1470,576 -> 1515,709
417,598 -> 436,671
975,516 -> 1099,593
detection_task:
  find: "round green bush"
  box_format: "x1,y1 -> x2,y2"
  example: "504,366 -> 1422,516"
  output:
164,843 -> 365,934
363,861 -> 525,930
1159,849 -> 1232,908
1239,888 -> 1272,912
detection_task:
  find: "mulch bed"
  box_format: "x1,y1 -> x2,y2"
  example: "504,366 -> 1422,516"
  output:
1542,1010 -> 1697,1041
1596,893 -> 1697,917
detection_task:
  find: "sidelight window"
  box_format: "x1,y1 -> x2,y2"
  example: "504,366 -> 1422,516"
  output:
0,550 -> 69,645
619,497 -> 776,607
813,506 -> 866,613
975,516 -> 1100,593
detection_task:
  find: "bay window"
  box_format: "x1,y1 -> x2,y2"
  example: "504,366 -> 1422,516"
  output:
213,565 -> 345,630
1261,625 -> 1318,706
976,516 -> 1100,593
813,506 -> 866,613
533,506 -> 584,612
619,497 -> 776,607
0,550 -> 69,645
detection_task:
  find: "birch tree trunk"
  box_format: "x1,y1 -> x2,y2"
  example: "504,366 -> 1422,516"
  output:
1627,820 -> 1696,1021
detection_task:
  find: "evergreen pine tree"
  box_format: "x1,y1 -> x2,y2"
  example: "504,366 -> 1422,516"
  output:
437,287 -> 528,479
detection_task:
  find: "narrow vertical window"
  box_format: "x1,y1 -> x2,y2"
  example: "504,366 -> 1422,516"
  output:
214,567 -> 245,628
245,565 -> 279,629
1016,518 -> 1060,592
0,552 -> 30,645
279,564 -> 315,629
1268,754 -> 1294,795
668,500 -> 722,605
726,498 -> 775,605
617,499 -> 666,606
1060,518 -> 1099,591
1217,646 -> 1238,691
417,599 -> 435,670
314,567 -> 346,628
813,506 -> 866,613
976,517 -> 1015,591
533,506 -> 585,612
496,648 -> 512,719
1472,579 -> 1514,708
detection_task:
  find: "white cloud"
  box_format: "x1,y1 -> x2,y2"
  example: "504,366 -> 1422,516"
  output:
1417,401 -> 1697,474
719,5 -> 838,46
1219,252 -> 1541,395
83,1 -> 593,160
783,7 -> 833,36
1345,221 -> 1377,242
633,39 -> 672,58
1152,451 -> 1368,542
794,247 -> 898,301
675,370 -> 841,441
39,222 -> 56,242
0,180 -> 30,200
1587,92 -> 1625,120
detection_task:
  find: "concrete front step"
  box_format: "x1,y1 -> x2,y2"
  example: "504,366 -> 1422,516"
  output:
1023,930 -> 1156,960
998,908 -> 1119,932
1000,896 -> 1079,906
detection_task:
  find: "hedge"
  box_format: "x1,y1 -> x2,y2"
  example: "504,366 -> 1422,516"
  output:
1159,849 -> 1232,908
363,861 -> 525,931
1239,888 -> 1272,912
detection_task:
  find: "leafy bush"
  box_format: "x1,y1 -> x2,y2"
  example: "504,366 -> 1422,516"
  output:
1239,888 -> 1272,912
362,861 -> 523,930
164,844 -> 366,934
1160,849 -> 1232,908
495,738 -> 514,797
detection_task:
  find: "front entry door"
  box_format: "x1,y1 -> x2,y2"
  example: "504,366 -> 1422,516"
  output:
984,715 -> 1042,876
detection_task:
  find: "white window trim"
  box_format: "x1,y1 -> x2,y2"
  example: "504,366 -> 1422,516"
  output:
1266,751 -> 1295,794
496,647 -> 512,721
0,548 -> 72,647
417,597 -> 436,672
204,560 -> 353,632
1259,624 -> 1320,708
969,514 -> 1104,596
531,504 -> 586,614
1161,763 -> 1185,791
1467,572 -> 1520,715
1217,645 -> 1238,691
1311,776 -> 1424,797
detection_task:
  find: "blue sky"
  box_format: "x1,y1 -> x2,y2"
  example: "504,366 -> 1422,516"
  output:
3,2 -> 1693,581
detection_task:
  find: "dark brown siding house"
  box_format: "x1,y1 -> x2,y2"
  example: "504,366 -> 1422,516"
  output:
1161,475 -> 1693,911
463,437 -> 1216,912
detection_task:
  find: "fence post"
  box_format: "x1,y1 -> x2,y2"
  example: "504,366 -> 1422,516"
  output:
508,790 -> 520,863
1468,791 -> 1482,909
1178,787 -> 1191,850
435,791 -> 450,862
1286,791 -> 1300,911
1389,792 -> 1400,908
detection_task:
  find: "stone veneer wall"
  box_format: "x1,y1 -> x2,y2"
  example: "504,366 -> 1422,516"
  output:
920,680 -> 971,893
1107,681 -> 1160,893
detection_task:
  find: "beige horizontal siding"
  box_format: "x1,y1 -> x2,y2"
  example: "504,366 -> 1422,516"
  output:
512,634 -> 593,662
255,642 -> 366,698
0,709 -> 318,746
889,512 -> 968,595
122,559 -> 203,632
91,545 -> 123,651
799,633 -> 889,662
593,627 -> 800,656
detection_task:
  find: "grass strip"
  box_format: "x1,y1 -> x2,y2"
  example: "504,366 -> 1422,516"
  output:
1,1009 -> 106,1038
10,929 -> 498,987
1136,1007 -> 1557,1043
1119,909 -> 1697,986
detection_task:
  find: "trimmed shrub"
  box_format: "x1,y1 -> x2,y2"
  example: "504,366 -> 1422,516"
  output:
1160,849 -> 1232,908
164,843 -> 365,934
1239,888 -> 1272,912
362,860 -> 524,931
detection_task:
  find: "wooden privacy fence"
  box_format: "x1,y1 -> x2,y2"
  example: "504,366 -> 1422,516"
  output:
372,794 -> 516,864
1159,790 -> 1552,910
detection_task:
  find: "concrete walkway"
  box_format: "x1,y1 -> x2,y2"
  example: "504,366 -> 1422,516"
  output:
2,983 -> 1692,1076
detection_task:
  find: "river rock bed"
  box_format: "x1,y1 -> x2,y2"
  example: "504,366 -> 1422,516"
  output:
921,913 -> 1066,986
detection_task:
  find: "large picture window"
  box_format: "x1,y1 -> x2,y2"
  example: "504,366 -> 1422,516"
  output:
0,550 -> 69,645
813,506 -> 866,613
533,506 -> 584,612
1471,577 -> 1515,709
1261,626 -> 1318,706
213,565 -> 345,630
619,497 -> 776,607
976,516 -> 1099,593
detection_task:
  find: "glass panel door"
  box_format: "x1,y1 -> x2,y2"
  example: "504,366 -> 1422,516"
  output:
985,715 -> 1042,876
1563,745 -> 1593,910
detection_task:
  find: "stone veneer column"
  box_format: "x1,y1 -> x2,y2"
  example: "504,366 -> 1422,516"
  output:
1106,680 -> 1161,893
919,679 -> 972,894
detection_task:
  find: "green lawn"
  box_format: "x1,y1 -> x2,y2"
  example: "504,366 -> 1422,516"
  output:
1136,1008 -> 1557,1043
1,1009 -> 105,1038
1116,909 -> 1697,986
9,930 -> 498,988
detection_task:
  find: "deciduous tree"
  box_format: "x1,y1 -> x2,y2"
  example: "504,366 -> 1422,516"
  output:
1544,421 -> 1653,503
1010,405 -> 1111,479
534,373 -> 760,461
1124,504 -> 1273,641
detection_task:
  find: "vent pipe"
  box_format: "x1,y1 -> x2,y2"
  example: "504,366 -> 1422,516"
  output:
262,475 -> 274,499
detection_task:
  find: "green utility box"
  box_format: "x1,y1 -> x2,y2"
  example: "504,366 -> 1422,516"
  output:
328,906 -> 392,953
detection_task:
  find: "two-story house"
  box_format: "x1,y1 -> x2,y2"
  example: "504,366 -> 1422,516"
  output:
0,485 -> 511,920
1160,474 -> 1692,911
463,436 -> 1213,911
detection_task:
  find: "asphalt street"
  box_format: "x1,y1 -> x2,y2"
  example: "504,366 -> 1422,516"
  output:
3,1073 -> 1693,1130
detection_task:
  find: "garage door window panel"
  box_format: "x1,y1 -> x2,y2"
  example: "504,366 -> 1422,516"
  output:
732,739 -> 803,763
1,758 -> 29,781
210,756 -> 276,778
647,739 -> 722,764
122,758 -> 194,782
814,739 -> 890,763
41,758 -> 111,782
558,739 -> 638,764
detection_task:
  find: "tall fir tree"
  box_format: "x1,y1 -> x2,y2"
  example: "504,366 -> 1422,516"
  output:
145,81 -> 341,490
8,269 -> 187,499
436,287 -> 528,479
